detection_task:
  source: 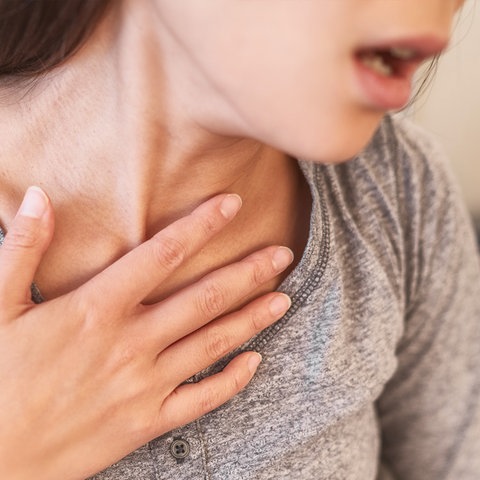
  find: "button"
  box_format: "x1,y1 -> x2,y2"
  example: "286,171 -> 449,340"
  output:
169,437 -> 191,463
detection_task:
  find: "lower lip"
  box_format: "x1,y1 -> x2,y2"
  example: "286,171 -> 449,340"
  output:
354,58 -> 413,110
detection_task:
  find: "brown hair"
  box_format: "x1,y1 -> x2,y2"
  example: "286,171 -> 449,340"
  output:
0,0 -> 111,83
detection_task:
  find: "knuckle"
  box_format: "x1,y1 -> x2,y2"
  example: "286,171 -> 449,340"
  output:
69,289 -> 104,326
204,325 -> 231,362
151,234 -> 187,270
197,281 -> 227,317
147,401 -> 167,438
198,372 -> 244,415
68,288 -> 120,334
65,289 -> 90,319
247,309 -> 267,332
198,385 -> 219,413
249,257 -> 271,286
112,342 -> 139,369
128,413 -> 151,444
230,369 -> 245,394
117,391 -> 153,443
3,224 -> 39,250
197,212 -> 219,236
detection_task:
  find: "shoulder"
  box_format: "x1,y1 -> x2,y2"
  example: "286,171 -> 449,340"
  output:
366,114 -> 467,230
309,114 -> 476,307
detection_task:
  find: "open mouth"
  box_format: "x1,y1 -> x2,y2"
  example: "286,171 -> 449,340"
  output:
353,36 -> 448,110
356,47 -> 418,77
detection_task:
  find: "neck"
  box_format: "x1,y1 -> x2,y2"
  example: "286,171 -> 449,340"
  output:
0,0 -> 310,300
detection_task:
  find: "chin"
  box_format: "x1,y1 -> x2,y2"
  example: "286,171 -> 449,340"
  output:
268,112 -> 384,165
284,129 -> 378,165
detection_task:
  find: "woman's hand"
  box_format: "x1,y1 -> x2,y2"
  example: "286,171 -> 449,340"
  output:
0,187 -> 293,480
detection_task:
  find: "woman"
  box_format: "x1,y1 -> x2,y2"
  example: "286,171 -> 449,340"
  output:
0,1 -> 478,479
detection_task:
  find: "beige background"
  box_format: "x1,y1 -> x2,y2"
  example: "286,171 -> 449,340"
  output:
406,0 -> 480,216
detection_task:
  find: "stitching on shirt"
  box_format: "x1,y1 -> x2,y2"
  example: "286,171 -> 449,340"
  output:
244,163 -> 330,352
148,441 -> 162,480
195,418 -> 212,480
197,164 -> 331,380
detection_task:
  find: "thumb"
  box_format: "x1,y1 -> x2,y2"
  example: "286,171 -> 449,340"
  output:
0,186 -> 54,308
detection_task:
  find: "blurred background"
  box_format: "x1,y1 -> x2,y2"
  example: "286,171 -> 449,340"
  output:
406,0 -> 480,243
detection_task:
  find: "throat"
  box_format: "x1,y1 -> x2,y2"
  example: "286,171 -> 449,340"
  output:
29,154 -> 311,307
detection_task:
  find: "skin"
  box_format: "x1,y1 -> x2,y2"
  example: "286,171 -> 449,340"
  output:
0,189 -> 294,479
0,0 -> 464,477
0,0 -> 462,301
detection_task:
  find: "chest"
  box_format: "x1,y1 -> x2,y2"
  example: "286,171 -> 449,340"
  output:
91,234 -> 404,480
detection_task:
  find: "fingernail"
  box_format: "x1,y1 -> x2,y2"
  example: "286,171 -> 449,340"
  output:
269,294 -> 292,317
272,247 -> 294,271
18,186 -> 48,219
220,194 -> 242,219
248,353 -> 262,374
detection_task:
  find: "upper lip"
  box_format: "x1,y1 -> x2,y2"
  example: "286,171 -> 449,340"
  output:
356,34 -> 450,62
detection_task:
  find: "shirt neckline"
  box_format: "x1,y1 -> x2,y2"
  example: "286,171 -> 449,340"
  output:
0,160 -> 330,344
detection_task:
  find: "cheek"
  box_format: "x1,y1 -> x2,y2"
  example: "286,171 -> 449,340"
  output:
169,2 -> 375,163
224,66 -> 384,164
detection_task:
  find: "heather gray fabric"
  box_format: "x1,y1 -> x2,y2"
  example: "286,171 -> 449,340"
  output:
2,115 -> 479,479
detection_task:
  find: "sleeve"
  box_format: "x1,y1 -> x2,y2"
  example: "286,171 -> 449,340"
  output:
375,119 -> 480,480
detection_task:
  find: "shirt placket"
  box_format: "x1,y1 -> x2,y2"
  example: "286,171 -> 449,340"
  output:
149,421 -> 209,480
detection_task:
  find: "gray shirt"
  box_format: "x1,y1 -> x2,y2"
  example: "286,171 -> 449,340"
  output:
3,115 -> 480,479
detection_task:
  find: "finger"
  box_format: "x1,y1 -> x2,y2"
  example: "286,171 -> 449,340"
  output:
0,187 -> 54,308
83,194 -> 242,312
157,292 -> 291,388
155,352 -> 262,434
139,246 -> 293,349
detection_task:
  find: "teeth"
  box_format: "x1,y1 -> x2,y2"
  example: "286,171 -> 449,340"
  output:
389,47 -> 416,60
360,54 -> 393,76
